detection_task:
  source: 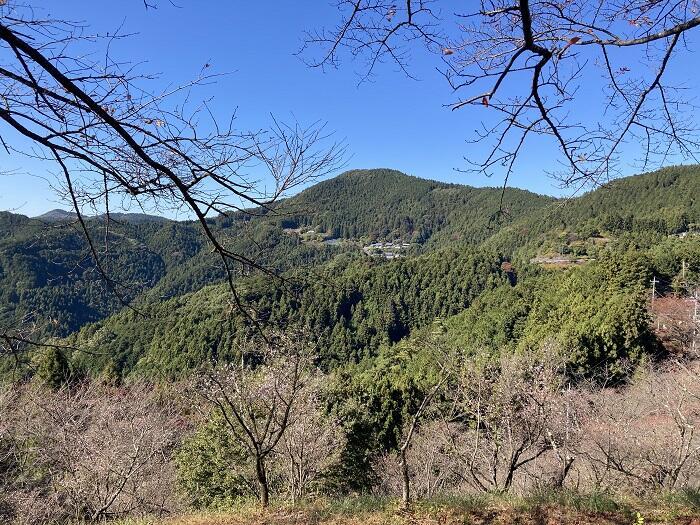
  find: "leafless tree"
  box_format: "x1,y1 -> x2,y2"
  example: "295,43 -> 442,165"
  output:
0,2 -> 345,320
195,332 -> 315,507
1,380 -> 186,524
374,343 -> 581,498
0,314 -> 89,380
375,419 -> 456,499
443,344 -> 571,493
0,384 -> 20,521
579,362 -> 700,492
275,380 -> 345,504
305,0 -> 700,189
538,383 -> 588,489
371,336 -> 454,508
0,314 -> 40,375
395,378 -> 445,508
391,350 -> 452,509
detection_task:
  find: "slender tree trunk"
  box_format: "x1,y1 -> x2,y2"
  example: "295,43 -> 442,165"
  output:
553,457 -> 575,488
256,455 -> 270,507
399,447 -> 410,509
290,458 -> 296,506
397,381 -> 444,510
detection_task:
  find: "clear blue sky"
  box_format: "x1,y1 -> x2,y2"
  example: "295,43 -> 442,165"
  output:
1,2 -> 698,216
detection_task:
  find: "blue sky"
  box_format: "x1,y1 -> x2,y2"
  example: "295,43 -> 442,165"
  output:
0,2 -> 698,216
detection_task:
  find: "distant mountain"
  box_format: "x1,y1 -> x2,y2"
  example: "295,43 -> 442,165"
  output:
35,209 -> 170,224
273,168 -> 553,244
36,209 -> 77,222
104,212 -> 172,224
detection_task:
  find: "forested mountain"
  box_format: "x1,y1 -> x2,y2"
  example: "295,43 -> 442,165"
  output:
487,164 -> 700,257
2,165 -> 700,379
273,168 -> 552,243
0,169 -> 551,338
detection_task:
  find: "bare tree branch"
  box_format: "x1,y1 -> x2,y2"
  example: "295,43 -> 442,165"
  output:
304,0 -> 700,187
0,4 -> 346,329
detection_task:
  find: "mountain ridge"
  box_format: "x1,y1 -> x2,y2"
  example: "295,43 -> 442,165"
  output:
35,209 -> 172,224
1,165 -> 698,352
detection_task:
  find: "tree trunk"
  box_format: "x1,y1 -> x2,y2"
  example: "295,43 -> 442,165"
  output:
399,448 -> 410,509
553,457 -> 575,488
256,455 -> 270,507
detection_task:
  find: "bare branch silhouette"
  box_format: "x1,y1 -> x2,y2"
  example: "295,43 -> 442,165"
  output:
0,4 -> 345,329
304,0 -> 700,186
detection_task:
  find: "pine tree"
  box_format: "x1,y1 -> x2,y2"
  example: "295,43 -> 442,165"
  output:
35,347 -> 70,389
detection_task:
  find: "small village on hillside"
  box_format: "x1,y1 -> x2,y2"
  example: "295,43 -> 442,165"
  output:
283,226 -> 415,259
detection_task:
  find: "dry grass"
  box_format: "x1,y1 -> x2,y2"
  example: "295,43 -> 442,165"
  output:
115,493 -> 700,525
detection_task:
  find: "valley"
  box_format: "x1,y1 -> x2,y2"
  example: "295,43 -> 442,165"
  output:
3,2 -> 700,522
2,166 -> 700,523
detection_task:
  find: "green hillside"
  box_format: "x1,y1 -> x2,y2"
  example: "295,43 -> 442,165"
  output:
274,168 -> 553,243
0,169 -> 552,339
2,165 -> 700,379
66,246 -> 509,377
50,166 -> 700,381
0,214 -> 205,337
488,165 -> 700,258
